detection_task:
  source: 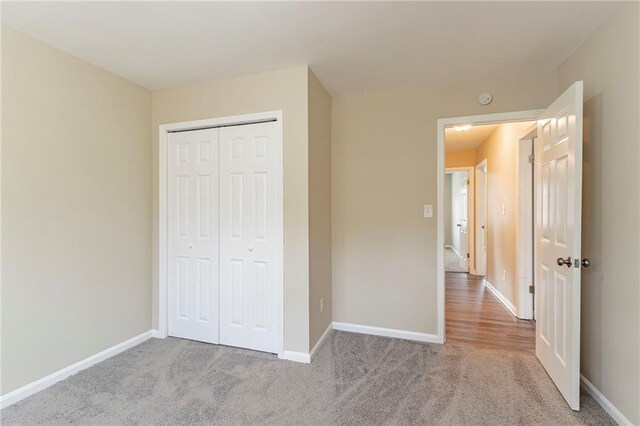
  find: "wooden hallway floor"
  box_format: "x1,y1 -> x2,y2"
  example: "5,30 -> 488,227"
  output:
445,272 -> 535,353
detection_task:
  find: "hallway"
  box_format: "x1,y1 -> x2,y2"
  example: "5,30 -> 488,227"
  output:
445,272 -> 535,353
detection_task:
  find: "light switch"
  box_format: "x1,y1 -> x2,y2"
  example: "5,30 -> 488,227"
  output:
502,204 -> 507,216
424,204 -> 433,218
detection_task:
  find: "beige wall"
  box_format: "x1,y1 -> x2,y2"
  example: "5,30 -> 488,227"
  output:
557,3 -> 639,423
445,149 -> 476,168
332,71 -> 557,333
151,66 -> 312,353
475,122 -> 534,306
307,69 -> 333,349
1,27 -> 152,394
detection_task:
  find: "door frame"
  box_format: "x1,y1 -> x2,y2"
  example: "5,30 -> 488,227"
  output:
437,109 -> 543,342
157,111 -> 284,358
516,125 -> 537,320
475,159 -> 487,277
444,166 -> 474,274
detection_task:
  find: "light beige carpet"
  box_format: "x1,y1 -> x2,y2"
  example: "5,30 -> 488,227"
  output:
1,331 -> 613,425
445,247 -> 467,273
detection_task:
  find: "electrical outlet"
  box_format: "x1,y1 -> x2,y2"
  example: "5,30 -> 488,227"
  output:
320,298 -> 324,313
424,204 -> 433,218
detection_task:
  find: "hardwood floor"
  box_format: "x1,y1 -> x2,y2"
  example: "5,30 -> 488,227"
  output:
445,272 -> 535,353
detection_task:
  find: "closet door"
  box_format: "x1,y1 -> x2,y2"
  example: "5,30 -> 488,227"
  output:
219,122 -> 279,353
168,128 -> 219,343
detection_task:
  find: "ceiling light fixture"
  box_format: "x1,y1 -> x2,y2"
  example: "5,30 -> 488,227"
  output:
453,125 -> 471,132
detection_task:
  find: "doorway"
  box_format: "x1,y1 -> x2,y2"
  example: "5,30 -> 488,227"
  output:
437,81 -> 585,410
158,111 -> 284,357
444,169 -> 472,273
443,121 -> 537,353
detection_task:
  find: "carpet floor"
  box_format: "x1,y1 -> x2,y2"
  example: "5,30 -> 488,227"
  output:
445,247 -> 467,273
1,331 -> 613,425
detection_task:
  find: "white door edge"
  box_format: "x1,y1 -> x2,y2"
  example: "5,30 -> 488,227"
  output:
475,159 -> 487,277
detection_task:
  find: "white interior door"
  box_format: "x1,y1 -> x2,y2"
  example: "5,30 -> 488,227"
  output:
168,128 -> 219,344
219,122 -> 279,353
475,164 -> 487,276
535,81 -> 583,410
458,172 -> 469,271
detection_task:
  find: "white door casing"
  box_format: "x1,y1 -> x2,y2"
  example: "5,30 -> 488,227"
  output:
219,122 -> 279,353
475,162 -> 487,276
535,81 -> 583,410
457,172 -> 469,271
168,128 -> 219,344
516,135 -> 535,320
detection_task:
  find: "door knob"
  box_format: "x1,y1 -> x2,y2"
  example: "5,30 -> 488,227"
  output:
557,257 -> 572,268
581,258 -> 591,268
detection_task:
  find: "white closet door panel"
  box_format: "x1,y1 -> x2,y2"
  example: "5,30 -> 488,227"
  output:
168,128 -> 219,344
219,122 -> 278,353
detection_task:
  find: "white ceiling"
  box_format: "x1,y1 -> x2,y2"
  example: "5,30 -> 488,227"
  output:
2,2 -> 622,94
445,124 -> 499,152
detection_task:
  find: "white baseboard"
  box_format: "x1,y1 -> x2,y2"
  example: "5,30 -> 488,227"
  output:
150,329 -> 163,338
280,351 -> 310,363
309,323 -> 333,361
483,279 -> 518,317
332,322 -> 441,344
0,330 -> 154,409
447,245 -> 462,258
580,375 -> 632,426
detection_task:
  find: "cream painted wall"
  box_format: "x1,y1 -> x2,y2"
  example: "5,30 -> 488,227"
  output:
308,69 -> 332,349
332,71 -> 557,333
151,66 -> 312,353
557,3 -> 639,423
1,27 -> 152,394
445,149 -> 476,168
475,122 -> 534,306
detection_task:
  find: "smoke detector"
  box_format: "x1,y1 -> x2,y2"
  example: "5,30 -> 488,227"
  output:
479,93 -> 493,105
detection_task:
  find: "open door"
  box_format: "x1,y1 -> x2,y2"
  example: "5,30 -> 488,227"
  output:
457,172 -> 469,272
534,81 -> 583,410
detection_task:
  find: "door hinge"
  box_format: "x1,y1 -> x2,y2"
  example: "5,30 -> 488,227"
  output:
467,253 -> 470,259
528,154 -> 534,164
467,179 -> 470,185
529,285 -> 535,294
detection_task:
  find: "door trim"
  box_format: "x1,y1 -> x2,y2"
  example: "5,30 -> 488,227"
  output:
475,159 -> 487,277
516,125 -> 537,320
437,109 -> 543,343
158,111 -> 284,358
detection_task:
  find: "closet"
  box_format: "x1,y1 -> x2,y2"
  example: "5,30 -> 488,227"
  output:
167,121 -> 279,354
